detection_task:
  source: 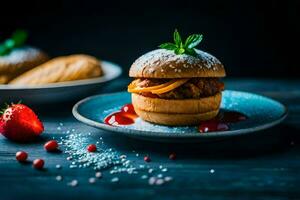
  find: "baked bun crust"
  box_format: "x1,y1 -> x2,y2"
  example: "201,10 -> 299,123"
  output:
0,46 -> 49,83
129,49 -> 225,78
132,93 -> 221,125
135,108 -> 219,126
9,54 -> 103,85
132,93 -> 221,114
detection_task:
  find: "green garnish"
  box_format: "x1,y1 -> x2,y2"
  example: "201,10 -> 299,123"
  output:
0,30 -> 28,56
159,29 -> 203,57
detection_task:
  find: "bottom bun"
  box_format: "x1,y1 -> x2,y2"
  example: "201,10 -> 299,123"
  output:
135,108 -> 219,126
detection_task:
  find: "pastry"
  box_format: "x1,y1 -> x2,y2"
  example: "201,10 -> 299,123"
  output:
0,46 -> 49,83
9,54 -> 103,85
0,75 -> 11,84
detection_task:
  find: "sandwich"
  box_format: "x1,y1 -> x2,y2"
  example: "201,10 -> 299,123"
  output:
128,30 -> 226,125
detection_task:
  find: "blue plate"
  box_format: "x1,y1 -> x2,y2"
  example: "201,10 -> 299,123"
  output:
72,91 -> 287,142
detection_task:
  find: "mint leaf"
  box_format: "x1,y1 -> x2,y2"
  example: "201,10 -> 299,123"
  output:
173,29 -> 182,46
11,30 -> 28,47
0,30 -> 28,56
185,48 -> 197,56
159,43 -> 177,50
0,44 -> 8,56
175,48 -> 185,55
185,34 -> 203,49
4,39 -> 15,48
159,29 -> 203,57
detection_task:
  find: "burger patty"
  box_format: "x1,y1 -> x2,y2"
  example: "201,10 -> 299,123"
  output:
135,78 -> 224,99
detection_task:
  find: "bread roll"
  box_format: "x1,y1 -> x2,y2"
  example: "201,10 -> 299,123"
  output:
9,54 -> 103,85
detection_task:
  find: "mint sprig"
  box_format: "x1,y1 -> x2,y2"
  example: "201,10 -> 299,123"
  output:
0,30 -> 28,56
159,29 -> 203,57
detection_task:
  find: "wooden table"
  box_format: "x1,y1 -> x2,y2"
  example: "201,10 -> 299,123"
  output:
0,78 -> 299,200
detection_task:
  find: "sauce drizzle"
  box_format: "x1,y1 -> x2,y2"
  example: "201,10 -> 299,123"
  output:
199,111 -> 247,133
104,104 -> 138,126
104,104 -> 247,133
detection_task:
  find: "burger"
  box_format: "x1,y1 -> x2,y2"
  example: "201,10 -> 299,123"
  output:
128,30 -> 226,126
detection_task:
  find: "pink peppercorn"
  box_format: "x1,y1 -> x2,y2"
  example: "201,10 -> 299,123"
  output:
87,144 -> 97,152
16,151 -> 28,162
33,159 -> 44,170
44,140 -> 59,152
144,156 -> 151,162
169,153 -> 176,160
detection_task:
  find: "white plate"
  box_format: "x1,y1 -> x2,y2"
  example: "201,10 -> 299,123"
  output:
0,61 -> 122,105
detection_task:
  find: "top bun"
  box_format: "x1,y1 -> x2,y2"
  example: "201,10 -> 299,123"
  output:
129,49 -> 225,78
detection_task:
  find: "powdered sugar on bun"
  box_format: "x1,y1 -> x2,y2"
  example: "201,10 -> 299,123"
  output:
0,46 -> 47,66
129,49 -> 225,78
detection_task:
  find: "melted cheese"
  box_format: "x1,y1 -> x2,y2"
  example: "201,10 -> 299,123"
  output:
128,79 -> 189,94
151,79 -> 189,94
128,80 -> 176,93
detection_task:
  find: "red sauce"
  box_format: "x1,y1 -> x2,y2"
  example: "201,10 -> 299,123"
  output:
198,111 -> 247,133
104,104 -> 247,133
104,104 -> 138,126
218,111 -> 247,123
199,121 -> 229,133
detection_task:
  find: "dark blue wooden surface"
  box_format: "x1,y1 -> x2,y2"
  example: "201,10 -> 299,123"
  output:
0,78 -> 300,200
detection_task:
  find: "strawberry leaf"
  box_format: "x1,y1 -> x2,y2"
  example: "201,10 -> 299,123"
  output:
0,103 -> 10,115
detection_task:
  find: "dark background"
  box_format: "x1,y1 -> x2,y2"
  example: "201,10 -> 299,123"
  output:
1,0 -> 299,77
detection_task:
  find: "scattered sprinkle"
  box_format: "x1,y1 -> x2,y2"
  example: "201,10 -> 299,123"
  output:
61,134 -> 123,171
139,165 -> 145,169
161,168 -> 168,172
164,176 -> 173,182
148,177 -> 156,185
59,132 -> 174,186
210,169 -> 215,174
95,172 -> 102,178
155,178 -> 164,185
56,164 -> 62,169
56,175 -> 63,181
68,180 -> 78,187
111,177 -> 119,183
89,177 -> 96,184
141,175 -> 148,179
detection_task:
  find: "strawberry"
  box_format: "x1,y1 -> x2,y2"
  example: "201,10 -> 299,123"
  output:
0,103 -> 44,142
